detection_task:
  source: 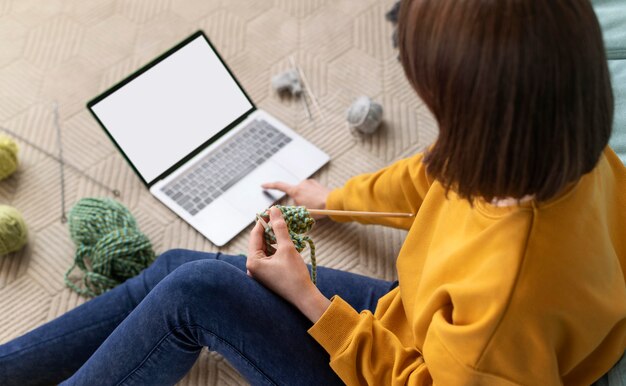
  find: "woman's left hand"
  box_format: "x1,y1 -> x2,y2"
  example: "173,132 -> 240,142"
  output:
247,206 -> 331,322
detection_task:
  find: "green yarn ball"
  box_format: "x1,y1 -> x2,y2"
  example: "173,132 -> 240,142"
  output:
0,135 -> 19,181
0,205 -> 28,255
65,198 -> 155,297
69,198 -> 139,245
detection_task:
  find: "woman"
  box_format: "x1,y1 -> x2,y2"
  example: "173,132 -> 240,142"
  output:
2,0 -> 625,384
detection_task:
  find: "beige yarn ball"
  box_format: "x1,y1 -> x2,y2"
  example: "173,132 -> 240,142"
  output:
0,135 -> 19,181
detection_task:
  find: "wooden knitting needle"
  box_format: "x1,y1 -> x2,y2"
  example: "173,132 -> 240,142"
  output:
255,209 -> 413,228
255,214 -> 271,231
307,209 -> 414,218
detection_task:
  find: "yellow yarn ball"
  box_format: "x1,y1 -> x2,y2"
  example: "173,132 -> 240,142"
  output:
0,205 -> 28,255
0,135 -> 19,181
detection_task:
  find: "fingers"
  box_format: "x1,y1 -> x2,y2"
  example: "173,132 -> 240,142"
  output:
247,221 -> 268,277
247,221 -> 266,258
269,206 -> 293,246
262,181 -> 294,195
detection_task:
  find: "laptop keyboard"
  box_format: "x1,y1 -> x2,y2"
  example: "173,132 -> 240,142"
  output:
161,119 -> 292,216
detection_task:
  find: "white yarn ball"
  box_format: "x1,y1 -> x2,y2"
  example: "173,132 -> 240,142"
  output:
346,96 -> 383,134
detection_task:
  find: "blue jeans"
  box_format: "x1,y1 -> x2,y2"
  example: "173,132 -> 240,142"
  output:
0,249 -> 396,385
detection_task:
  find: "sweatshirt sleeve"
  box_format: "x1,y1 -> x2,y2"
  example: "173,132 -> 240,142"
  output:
325,152 -> 433,229
308,296 -> 432,385
309,296 -> 526,386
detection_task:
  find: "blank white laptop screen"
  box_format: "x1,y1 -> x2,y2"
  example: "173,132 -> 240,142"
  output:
90,35 -> 253,183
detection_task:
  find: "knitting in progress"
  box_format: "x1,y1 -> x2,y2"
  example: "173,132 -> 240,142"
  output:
257,205 -> 318,284
64,198 -> 155,297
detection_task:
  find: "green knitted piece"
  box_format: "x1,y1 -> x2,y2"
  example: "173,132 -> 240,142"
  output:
64,198 -> 155,297
257,205 -> 317,284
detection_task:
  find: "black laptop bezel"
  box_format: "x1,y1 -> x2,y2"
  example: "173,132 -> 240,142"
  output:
86,30 -> 257,188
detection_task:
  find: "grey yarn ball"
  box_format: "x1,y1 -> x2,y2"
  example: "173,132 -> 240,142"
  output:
271,69 -> 303,96
346,96 -> 383,134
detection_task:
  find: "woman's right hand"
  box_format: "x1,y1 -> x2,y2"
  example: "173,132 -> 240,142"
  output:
261,179 -> 332,219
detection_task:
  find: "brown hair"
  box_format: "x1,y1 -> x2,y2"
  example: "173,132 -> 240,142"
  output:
398,0 -> 613,202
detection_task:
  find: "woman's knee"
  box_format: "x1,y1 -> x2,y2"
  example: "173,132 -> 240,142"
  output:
158,259 -> 244,303
131,249 -> 220,295
151,249 -> 218,274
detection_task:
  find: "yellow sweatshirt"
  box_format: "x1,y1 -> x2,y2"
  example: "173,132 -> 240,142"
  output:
308,147 -> 626,385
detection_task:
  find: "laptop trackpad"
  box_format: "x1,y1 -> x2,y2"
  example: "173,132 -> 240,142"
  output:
224,160 -> 300,216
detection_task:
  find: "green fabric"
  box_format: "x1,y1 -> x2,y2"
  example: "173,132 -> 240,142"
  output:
593,0 -> 626,164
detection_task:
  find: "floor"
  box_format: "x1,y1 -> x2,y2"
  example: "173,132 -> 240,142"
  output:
0,0 -> 437,384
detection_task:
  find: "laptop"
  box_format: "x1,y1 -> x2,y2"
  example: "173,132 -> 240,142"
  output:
87,31 -> 329,246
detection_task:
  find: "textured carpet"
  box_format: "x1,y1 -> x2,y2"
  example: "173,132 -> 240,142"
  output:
0,0 -> 437,384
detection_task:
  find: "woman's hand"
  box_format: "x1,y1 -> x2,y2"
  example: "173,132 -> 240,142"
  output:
247,206 -> 330,323
261,180 -> 332,219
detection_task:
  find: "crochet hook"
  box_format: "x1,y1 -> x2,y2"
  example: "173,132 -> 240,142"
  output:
307,209 -> 414,218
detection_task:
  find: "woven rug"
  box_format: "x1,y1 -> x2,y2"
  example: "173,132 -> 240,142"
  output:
0,0 -> 437,384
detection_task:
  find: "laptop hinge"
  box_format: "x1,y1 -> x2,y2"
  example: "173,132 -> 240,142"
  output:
147,106 -> 257,188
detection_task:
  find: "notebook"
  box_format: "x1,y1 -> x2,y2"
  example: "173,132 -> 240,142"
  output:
87,31 -> 329,246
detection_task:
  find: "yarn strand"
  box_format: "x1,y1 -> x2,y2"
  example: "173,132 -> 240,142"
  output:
257,205 -> 317,285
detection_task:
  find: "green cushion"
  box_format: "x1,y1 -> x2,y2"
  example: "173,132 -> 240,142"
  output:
593,0 -> 626,164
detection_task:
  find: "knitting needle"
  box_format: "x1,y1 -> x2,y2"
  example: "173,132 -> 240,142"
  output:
297,67 -> 323,121
289,55 -> 322,121
300,86 -> 313,121
0,125 -> 121,196
255,214 -> 271,231
307,209 -> 414,218
53,102 -> 67,223
287,56 -> 312,120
